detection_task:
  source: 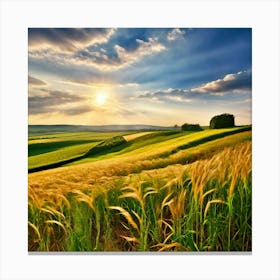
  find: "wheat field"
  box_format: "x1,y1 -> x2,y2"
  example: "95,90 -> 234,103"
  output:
28,136 -> 251,252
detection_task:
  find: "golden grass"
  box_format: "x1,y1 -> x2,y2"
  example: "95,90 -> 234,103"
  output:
28,141 -> 252,251
109,206 -> 140,231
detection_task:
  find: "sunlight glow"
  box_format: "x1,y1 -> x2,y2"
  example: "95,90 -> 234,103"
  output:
95,92 -> 107,105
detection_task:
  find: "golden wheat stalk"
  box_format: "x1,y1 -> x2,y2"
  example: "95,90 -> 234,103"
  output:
161,220 -> 175,244
119,192 -> 144,207
131,210 -> 143,227
161,192 -> 174,210
143,186 -> 158,200
71,190 -> 95,210
40,207 -> 56,216
204,199 -> 226,219
44,205 -> 65,219
44,220 -> 66,233
120,235 -> 140,243
108,206 -> 139,231
168,188 -> 187,222
120,183 -> 144,207
28,221 -> 41,241
152,242 -> 183,251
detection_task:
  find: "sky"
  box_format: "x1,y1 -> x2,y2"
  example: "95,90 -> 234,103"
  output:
28,28 -> 252,126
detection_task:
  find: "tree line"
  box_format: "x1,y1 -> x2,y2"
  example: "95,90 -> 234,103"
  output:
180,113 -> 235,131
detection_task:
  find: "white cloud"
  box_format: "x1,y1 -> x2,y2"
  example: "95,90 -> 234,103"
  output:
167,28 -> 185,41
114,37 -> 165,67
191,71 -> 252,95
29,36 -> 166,71
137,71 -> 252,102
138,88 -> 192,102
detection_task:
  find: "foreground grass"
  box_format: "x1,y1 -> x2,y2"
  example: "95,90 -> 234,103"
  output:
28,139 -> 251,251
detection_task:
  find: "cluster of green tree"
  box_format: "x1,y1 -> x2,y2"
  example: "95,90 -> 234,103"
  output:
209,113 -> 235,129
181,123 -> 203,131
180,113 -> 235,131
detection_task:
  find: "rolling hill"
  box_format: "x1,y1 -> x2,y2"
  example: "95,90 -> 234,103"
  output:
28,126 -> 251,172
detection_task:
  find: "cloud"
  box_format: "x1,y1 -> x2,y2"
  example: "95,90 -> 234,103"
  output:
69,37 -> 166,70
29,30 -> 166,71
191,71 -> 251,95
137,71 -> 252,102
113,37 -> 166,66
61,104 -> 94,116
167,28 -> 185,41
28,28 -> 116,54
138,88 -> 192,102
28,75 -> 46,86
28,89 -> 86,115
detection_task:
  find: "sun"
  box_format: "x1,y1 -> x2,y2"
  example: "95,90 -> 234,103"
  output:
95,92 -> 107,105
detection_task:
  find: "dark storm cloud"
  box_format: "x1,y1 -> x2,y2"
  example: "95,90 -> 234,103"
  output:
28,89 -> 86,115
28,75 -> 46,86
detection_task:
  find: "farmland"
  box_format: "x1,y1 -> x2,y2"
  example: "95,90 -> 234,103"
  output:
28,126 -> 252,252
28,131 -> 132,171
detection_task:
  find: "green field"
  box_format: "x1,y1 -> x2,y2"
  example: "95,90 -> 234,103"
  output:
28,127 -> 251,171
28,131 -> 133,171
28,126 -> 252,252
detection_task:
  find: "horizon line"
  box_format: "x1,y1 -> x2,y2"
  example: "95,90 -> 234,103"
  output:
28,123 -> 252,127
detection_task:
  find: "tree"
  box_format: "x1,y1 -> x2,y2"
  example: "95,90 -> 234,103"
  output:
181,123 -> 203,131
209,113 -> 235,129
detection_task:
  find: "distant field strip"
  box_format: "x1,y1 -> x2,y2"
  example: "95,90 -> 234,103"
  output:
123,132 -> 154,141
28,131 -> 130,144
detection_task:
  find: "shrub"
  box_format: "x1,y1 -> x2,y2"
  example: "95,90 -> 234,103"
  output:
210,113 -> 235,129
181,123 -> 203,131
86,136 -> 127,156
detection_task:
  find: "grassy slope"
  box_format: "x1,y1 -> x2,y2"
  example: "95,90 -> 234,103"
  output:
28,131 -> 131,170
71,127 -> 250,165
28,142 -> 100,170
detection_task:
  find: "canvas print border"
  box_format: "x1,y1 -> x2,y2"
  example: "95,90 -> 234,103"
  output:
1,0 -> 280,279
